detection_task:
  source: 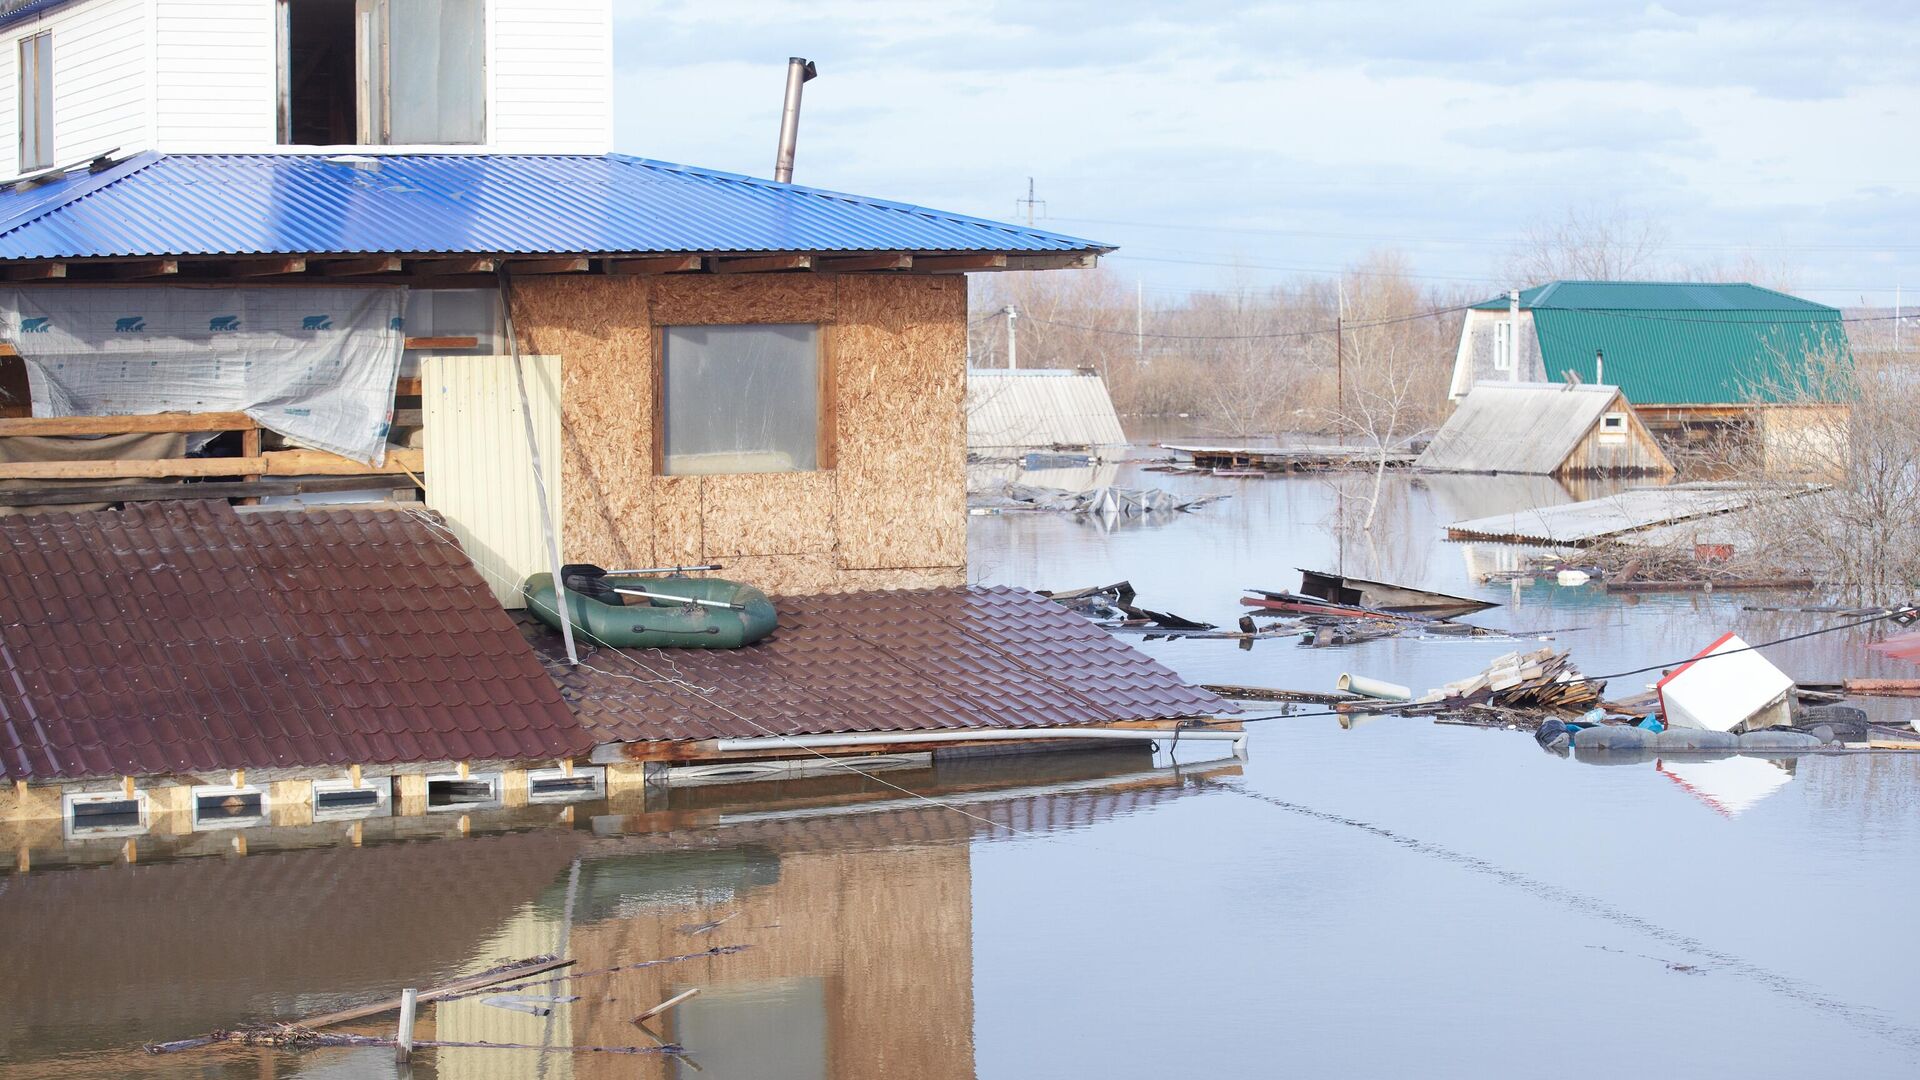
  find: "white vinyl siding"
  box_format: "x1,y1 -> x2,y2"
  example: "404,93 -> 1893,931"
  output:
153,0 -> 275,151
488,0 -> 609,152
0,0 -> 150,175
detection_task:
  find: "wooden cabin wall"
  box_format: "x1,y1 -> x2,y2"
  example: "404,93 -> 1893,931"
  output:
1560,392 -> 1675,477
508,274 -> 968,596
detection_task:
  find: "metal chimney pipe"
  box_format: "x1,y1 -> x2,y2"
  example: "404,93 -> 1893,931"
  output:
773,57 -> 817,183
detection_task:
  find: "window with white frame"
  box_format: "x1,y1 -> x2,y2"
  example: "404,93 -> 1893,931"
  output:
17,30 -> 51,171
1492,320 -> 1514,372
278,0 -> 485,146
1601,412 -> 1628,431
661,324 -> 824,476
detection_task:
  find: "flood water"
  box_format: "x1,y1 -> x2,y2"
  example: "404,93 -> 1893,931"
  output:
6,451 -> 1920,1078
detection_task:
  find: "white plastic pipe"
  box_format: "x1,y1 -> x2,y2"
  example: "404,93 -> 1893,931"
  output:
1337,673 -> 1412,702
711,726 -> 1248,756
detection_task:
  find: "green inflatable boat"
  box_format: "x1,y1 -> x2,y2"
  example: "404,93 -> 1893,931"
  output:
523,564 -> 777,649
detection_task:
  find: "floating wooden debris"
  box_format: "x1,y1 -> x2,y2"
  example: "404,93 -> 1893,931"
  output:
1296,569 -> 1497,618
1414,648 -> 1602,710
1158,444 -> 1417,474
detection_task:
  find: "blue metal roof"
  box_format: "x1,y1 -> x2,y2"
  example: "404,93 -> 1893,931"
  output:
0,0 -> 82,33
0,152 -> 1113,261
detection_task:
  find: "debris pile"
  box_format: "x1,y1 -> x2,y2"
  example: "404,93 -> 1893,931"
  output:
970,481 -> 1225,517
1415,648 -> 1603,710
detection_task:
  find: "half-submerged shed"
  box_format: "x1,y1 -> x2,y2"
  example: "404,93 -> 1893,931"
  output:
966,368 -> 1128,459
1417,382 -> 1672,478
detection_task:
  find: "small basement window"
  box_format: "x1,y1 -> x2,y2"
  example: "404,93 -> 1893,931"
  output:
63,791 -> 147,839
662,324 -> 823,475
192,785 -> 270,830
313,777 -> 391,820
525,766 -> 606,803
426,771 -> 501,811
17,30 -> 52,171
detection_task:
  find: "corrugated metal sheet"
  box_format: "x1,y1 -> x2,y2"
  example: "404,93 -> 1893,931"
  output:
1418,382 -> 1669,475
0,500 -> 590,781
530,585 -> 1230,743
423,353 -> 563,609
0,0 -> 79,31
966,369 -> 1128,455
1530,307 -> 1850,405
1471,281 -> 1837,312
1444,482 -> 1818,545
0,152 -> 1113,259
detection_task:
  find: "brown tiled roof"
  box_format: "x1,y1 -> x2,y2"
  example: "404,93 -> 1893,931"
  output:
0,500 -> 590,780
527,585 -> 1229,743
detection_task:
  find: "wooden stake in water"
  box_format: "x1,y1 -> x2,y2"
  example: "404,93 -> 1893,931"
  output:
395,988 -> 418,1063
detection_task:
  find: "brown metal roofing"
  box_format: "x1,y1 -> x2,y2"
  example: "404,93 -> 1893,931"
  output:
0,500 -> 590,781
526,585 -> 1230,743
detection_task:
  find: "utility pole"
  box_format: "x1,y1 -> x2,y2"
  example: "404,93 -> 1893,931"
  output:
1335,277 -> 1347,414
1135,280 -> 1144,365
1016,177 -> 1044,226
1005,304 -> 1018,370
1898,285 -> 1904,353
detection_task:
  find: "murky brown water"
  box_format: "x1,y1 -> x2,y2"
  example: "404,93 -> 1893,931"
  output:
5,458 -> 1920,1077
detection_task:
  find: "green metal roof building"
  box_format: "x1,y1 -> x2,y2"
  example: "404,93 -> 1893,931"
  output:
1452,281 -> 1852,408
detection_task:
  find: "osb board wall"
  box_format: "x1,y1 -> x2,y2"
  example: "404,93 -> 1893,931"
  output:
509,274 -> 968,595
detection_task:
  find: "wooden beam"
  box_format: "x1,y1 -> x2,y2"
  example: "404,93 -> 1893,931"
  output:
409,257 -> 495,276
911,254 -> 1006,273
710,254 -> 812,274
602,255 -> 702,275
0,261 -> 64,281
0,447 -> 420,481
0,343 -> 15,357
507,257 -> 589,274
105,259 -> 179,280
317,256 -> 404,276
1005,252 -> 1098,271
403,336 -> 479,351
0,411 -> 255,436
261,447 -> 422,476
814,254 -> 913,273
0,475 -> 417,508
227,257 -> 307,278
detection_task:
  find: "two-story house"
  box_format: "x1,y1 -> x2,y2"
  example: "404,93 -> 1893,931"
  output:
0,0 -> 1232,850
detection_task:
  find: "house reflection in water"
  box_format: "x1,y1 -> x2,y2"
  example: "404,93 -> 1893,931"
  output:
0,746 -> 1238,1079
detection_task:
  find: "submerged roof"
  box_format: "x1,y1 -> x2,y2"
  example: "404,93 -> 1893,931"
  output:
1471,281 -> 1836,312
966,368 -> 1128,453
1419,382 -> 1663,474
0,500 -> 590,781
530,585 -> 1228,743
0,152 -> 1112,261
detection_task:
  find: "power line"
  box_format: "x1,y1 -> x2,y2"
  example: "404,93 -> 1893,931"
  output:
1014,302 -> 1473,342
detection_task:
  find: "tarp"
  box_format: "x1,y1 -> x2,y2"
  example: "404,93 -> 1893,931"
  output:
4,286 -> 407,464
0,430 -> 185,516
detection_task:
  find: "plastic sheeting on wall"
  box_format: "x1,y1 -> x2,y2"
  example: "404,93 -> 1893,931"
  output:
4,286 -> 407,464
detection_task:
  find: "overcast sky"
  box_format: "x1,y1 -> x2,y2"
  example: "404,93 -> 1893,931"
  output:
612,1 -> 1916,306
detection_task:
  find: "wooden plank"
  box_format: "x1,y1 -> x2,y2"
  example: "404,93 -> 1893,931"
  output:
603,255 -> 702,275
261,447 -> 422,476
317,256 -> 403,276
410,257 -> 496,276
404,336 -> 479,351
0,411 -> 255,436
508,257 -> 590,274
105,259 -> 179,279
0,475 -> 416,507
395,376 -> 422,396
0,344 -> 17,358
227,257 -> 307,278
0,447 -> 419,481
1005,252 -> 1098,271
815,254 -> 912,273
710,254 -> 812,274
291,957 -> 573,1031
911,254 -> 1006,273
0,261 -> 64,281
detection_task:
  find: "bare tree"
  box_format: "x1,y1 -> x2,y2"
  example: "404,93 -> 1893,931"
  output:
1502,204 -> 1669,285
